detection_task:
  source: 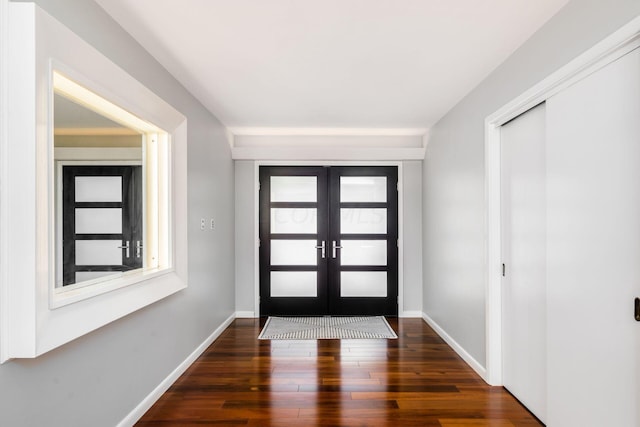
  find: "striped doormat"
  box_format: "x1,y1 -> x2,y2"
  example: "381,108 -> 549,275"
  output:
258,316 -> 397,340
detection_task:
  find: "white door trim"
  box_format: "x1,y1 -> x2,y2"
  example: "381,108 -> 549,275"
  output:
253,160 -> 405,318
0,0 -> 8,362
484,16 -> 640,385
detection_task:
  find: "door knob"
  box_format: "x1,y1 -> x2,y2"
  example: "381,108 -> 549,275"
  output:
117,241 -> 130,258
332,240 -> 343,259
315,241 -> 326,259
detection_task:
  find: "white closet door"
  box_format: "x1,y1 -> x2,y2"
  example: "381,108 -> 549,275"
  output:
546,47 -> 640,426
501,103 -> 547,422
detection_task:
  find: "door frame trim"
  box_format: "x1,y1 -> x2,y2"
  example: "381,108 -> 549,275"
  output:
253,161 -> 404,318
484,16 -> 640,386
0,0 -> 8,363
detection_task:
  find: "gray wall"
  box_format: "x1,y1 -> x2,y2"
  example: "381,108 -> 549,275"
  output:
1,1 -> 235,426
423,0 -> 640,367
235,160 -> 423,316
235,160 -> 256,314
401,161 -> 423,313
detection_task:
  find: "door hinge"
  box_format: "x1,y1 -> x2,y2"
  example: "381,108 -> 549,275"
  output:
502,263 -> 506,277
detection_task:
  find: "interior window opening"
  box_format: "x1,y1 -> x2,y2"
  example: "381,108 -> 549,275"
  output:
53,71 -> 171,294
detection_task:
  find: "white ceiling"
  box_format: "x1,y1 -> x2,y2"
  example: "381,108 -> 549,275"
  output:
96,0 -> 569,132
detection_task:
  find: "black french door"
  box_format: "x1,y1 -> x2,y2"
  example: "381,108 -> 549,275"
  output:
62,165 -> 142,286
259,166 -> 398,316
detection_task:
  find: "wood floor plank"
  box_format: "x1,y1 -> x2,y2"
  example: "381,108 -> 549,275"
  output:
136,319 -> 543,427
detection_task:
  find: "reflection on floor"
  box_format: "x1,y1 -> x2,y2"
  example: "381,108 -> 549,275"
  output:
137,318 -> 542,426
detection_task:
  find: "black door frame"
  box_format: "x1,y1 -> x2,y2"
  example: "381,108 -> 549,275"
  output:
328,166 -> 398,315
259,166 -> 329,315
61,164 -> 143,286
259,165 -> 399,316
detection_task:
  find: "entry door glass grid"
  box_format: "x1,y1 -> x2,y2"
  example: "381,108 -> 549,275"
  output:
62,166 -> 141,286
337,175 -> 389,298
269,175 -> 319,297
260,166 -> 397,316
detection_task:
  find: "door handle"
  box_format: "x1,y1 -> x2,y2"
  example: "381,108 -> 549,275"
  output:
136,240 -> 143,258
635,297 -> 640,321
332,240 -> 343,259
117,241 -> 130,258
315,240 -> 326,259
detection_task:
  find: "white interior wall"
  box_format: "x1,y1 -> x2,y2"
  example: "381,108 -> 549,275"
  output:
231,133 -> 426,161
234,159 -> 423,316
0,1 -> 235,426
423,0 -> 640,369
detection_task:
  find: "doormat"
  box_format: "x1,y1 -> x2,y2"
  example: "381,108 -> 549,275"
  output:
258,316 -> 397,340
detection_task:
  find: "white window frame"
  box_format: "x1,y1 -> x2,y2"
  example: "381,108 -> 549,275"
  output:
0,4 -> 188,362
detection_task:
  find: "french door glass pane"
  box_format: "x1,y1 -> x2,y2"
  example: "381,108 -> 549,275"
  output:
341,240 -> 387,266
271,240 -> 317,265
271,271 -> 317,297
75,240 -> 122,265
341,271 -> 387,297
271,208 -> 317,234
271,176 -> 317,202
75,208 -> 122,234
340,176 -> 387,202
75,176 -> 122,202
340,208 -> 387,234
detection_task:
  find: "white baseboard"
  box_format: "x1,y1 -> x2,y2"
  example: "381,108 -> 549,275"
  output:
234,311 -> 257,318
421,312 -> 487,381
399,310 -> 422,318
117,312 -> 236,427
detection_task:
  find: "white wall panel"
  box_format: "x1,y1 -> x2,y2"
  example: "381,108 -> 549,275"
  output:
500,103 -> 546,421
545,47 -> 640,427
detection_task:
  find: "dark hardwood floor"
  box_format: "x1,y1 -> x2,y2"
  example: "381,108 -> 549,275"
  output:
136,318 -> 543,426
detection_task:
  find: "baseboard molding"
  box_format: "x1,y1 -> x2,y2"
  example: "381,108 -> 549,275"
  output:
399,310 -> 423,318
117,312 -> 236,427
421,312 -> 487,381
235,311 -> 257,318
